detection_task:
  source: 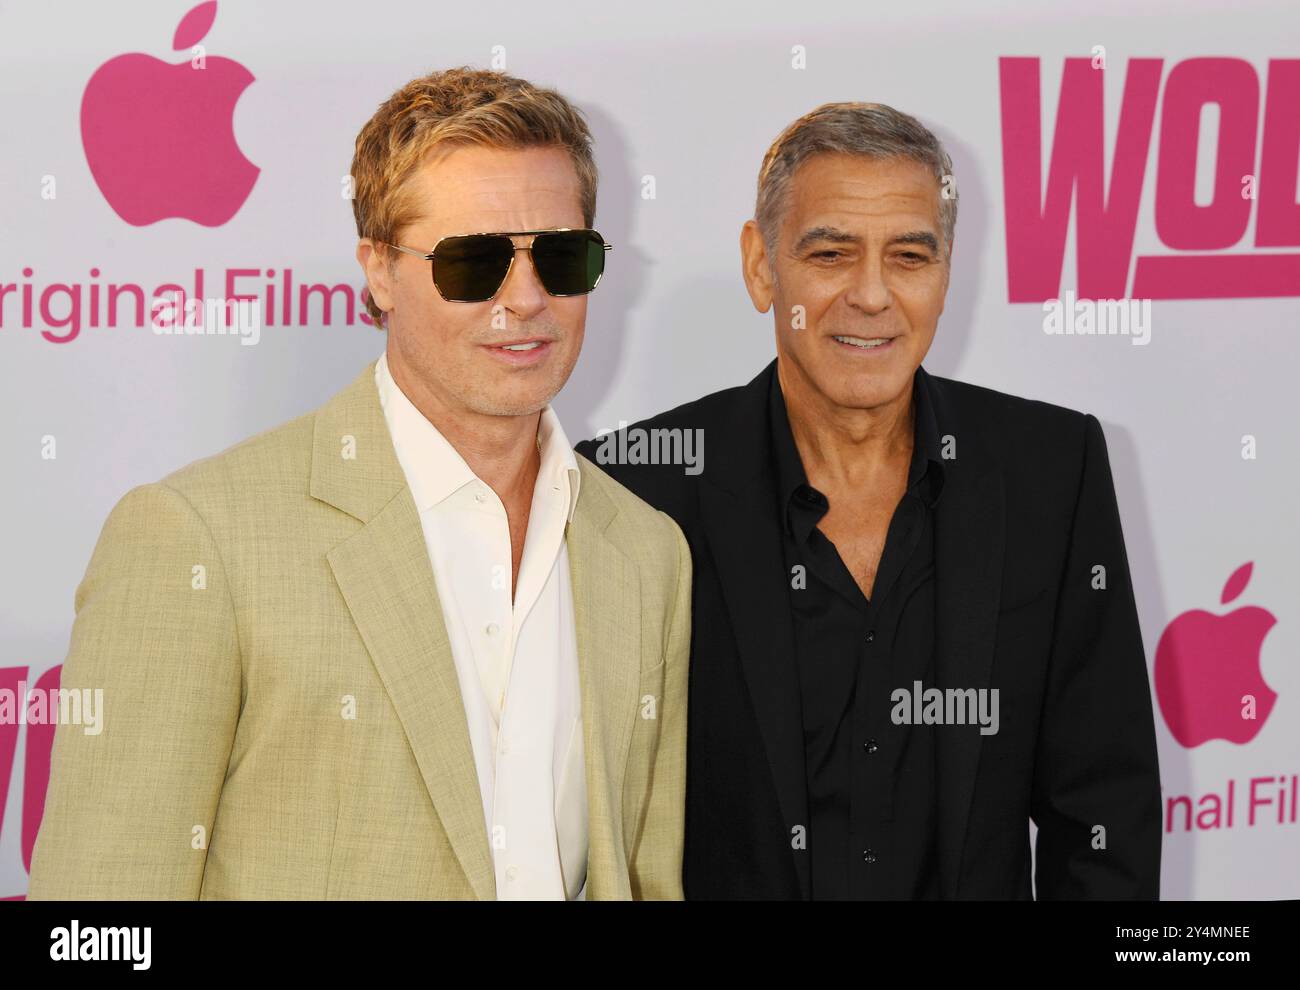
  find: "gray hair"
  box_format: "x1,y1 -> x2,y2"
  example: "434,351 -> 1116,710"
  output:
754,102 -> 957,259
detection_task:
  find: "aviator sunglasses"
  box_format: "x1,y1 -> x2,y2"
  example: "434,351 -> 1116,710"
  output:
382,228 -> 612,303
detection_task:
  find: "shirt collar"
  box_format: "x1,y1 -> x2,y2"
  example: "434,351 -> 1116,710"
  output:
536,396 -> 582,524
374,351 -> 581,522
767,361 -> 946,532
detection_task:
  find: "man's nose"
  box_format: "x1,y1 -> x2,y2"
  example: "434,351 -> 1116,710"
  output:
495,239 -> 548,319
844,253 -> 892,314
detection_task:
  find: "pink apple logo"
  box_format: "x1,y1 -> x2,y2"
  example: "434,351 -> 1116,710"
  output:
81,1 -> 258,226
1155,562 -> 1278,748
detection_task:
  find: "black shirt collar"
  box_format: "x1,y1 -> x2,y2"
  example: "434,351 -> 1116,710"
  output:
768,362 -> 946,536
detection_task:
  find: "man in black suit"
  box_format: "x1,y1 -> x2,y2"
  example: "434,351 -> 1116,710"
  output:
575,102 -> 1162,899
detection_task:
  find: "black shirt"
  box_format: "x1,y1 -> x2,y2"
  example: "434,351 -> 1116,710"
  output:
769,364 -> 946,899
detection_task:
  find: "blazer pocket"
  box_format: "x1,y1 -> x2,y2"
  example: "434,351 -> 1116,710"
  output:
638,647 -> 667,721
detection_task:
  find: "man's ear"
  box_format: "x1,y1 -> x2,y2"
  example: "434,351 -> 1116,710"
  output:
356,238 -> 395,315
739,220 -> 775,314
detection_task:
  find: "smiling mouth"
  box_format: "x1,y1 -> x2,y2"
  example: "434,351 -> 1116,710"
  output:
832,334 -> 896,349
483,337 -> 555,351
480,337 -> 556,365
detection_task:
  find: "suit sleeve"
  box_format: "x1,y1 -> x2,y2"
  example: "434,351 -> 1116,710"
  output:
1029,414 -> 1162,899
628,514 -> 691,900
26,482 -> 242,900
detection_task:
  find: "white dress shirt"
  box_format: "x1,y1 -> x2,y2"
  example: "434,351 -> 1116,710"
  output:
375,352 -> 587,900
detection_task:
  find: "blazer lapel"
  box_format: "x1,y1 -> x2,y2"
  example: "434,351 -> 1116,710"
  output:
566,461 -> 642,900
312,359 -> 495,900
699,362 -> 811,899
925,369 -> 1006,900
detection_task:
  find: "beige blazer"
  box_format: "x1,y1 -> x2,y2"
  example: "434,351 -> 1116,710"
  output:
27,359 -> 690,900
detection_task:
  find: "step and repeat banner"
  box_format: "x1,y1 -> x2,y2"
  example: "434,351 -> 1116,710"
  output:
1,0 -> 1296,899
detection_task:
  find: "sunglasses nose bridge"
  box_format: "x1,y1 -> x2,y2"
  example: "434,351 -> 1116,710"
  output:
496,238 -> 548,301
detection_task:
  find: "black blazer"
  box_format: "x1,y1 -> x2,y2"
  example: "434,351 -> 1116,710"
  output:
575,359 -> 1162,900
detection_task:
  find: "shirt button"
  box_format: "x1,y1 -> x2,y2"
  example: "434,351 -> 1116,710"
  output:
505,866 -> 518,882
864,739 -> 879,754
474,487 -> 487,504
863,849 -> 877,864
485,622 -> 499,637
865,630 -> 875,644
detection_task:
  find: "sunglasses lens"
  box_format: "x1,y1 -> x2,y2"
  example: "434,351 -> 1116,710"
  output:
433,235 -> 514,301
532,230 -> 606,295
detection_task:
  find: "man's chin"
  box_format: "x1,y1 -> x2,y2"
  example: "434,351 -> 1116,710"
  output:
461,386 -> 562,419
817,374 -> 912,413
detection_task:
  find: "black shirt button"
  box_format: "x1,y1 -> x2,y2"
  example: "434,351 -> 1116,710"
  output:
865,629 -> 875,644
864,739 -> 879,754
863,849 -> 877,864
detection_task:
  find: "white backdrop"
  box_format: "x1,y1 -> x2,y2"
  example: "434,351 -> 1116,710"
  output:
1,0 -> 1297,899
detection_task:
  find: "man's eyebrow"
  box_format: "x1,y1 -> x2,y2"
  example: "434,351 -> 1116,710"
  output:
890,230 -> 941,253
792,226 -> 860,253
791,226 -> 942,254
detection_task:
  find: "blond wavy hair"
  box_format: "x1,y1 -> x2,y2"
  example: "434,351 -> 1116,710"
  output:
350,66 -> 598,326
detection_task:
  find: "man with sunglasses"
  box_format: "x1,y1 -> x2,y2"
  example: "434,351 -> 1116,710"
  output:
29,68 -> 690,901
577,103 -> 1161,900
